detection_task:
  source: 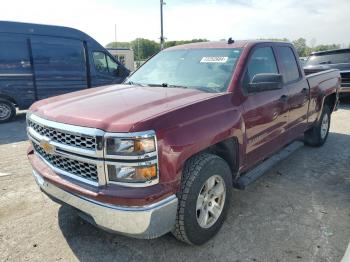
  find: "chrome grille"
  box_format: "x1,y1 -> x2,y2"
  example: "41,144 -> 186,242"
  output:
28,119 -> 96,151
33,143 -> 98,183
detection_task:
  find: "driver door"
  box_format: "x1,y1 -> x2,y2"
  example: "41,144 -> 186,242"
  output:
241,45 -> 290,169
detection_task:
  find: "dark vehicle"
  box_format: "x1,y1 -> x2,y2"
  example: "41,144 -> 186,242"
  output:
27,40 -> 340,245
0,21 -> 129,123
304,48 -> 350,95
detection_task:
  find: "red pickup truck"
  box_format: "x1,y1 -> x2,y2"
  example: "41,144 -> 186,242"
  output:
27,40 -> 340,245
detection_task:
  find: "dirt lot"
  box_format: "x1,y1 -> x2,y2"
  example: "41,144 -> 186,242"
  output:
0,103 -> 349,262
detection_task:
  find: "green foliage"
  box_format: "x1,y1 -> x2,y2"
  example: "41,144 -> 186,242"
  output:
106,38 -> 344,60
313,44 -> 341,52
130,38 -> 160,60
165,39 -> 208,48
259,38 -> 290,42
105,41 -> 131,49
106,39 -> 208,60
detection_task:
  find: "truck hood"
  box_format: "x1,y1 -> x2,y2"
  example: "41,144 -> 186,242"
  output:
30,84 -> 222,132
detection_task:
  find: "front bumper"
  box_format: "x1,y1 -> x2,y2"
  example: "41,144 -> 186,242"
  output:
32,170 -> 178,239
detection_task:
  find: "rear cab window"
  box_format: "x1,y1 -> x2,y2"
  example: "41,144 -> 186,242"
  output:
276,46 -> 301,84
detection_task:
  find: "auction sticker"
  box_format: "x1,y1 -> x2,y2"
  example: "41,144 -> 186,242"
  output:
200,56 -> 228,63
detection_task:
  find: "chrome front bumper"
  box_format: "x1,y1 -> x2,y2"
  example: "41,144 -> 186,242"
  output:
32,170 -> 178,239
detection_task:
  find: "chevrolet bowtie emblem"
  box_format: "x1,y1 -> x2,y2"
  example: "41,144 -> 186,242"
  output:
40,139 -> 56,155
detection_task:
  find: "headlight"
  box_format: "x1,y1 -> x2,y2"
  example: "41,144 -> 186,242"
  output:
106,137 -> 156,155
104,131 -> 159,186
107,164 -> 157,183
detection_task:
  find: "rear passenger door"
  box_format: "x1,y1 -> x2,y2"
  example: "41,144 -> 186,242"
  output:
31,36 -> 87,100
242,45 -> 290,168
275,46 -> 309,138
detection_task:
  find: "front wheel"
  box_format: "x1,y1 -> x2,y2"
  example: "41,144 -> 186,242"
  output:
172,153 -> 232,245
0,100 -> 16,123
304,106 -> 331,147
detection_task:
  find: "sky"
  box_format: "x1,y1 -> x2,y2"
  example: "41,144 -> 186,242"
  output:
1,0 -> 350,47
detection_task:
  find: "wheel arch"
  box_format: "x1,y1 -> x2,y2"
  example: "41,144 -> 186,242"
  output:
0,94 -> 17,106
183,137 -> 240,179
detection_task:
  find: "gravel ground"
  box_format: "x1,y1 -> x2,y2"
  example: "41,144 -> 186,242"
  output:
0,104 -> 349,262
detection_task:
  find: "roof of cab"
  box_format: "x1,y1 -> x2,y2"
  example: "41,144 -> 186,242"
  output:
164,40 -> 291,51
0,21 -> 98,44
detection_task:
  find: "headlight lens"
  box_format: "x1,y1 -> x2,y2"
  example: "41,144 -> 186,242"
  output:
106,137 -> 156,155
107,164 -> 157,183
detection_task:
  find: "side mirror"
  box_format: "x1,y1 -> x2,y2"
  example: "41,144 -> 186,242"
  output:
248,73 -> 283,93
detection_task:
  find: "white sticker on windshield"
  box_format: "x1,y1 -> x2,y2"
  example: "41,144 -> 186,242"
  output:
200,56 -> 228,63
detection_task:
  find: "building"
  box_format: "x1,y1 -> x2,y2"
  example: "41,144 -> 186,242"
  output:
107,48 -> 135,71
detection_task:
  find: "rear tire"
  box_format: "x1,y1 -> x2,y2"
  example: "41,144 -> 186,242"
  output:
172,153 -> 232,245
304,106 -> 331,147
0,100 -> 16,123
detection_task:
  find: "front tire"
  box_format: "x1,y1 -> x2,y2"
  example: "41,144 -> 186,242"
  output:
304,106 -> 331,147
0,100 -> 16,123
172,153 -> 232,245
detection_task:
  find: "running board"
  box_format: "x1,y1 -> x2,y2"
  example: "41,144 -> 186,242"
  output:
234,141 -> 304,189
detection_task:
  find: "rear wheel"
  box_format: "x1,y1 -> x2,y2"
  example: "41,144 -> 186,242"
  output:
172,153 -> 232,245
304,106 -> 331,147
0,100 -> 16,123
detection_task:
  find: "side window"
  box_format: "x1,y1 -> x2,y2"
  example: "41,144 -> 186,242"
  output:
32,38 -> 86,73
93,52 -> 108,73
0,38 -> 31,73
106,55 -> 119,73
277,47 -> 300,83
93,52 -> 119,74
244,47 -> 278,90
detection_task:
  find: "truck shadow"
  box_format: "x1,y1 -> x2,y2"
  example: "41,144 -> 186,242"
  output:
0,111 -> 27,145
57,131 -> 350,262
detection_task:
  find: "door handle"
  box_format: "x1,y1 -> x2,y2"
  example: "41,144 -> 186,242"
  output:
279,95 -> 288,102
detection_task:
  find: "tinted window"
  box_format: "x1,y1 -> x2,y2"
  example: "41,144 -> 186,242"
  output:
106,55 -> 119,73
127,48 -> 242,93
32,38 -> 85,73
244,47 -> 278,89
277,47 -> 300,83
0,38 -> 31,73
306,51 -> 350,66
93,52 -> 119,74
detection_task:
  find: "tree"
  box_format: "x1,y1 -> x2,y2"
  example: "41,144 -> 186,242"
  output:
105,41 -> 131,49
130,38 -> 160,61
165,39 -> 208,48
313,44 -> 341,52
292,38 -> 312,57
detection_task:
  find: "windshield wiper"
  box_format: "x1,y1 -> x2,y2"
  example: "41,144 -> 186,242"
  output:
161,83 -> 188,89
146,83 -> 189,88
124,81 -> 148,86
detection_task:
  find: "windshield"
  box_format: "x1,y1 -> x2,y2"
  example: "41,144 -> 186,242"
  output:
306,51 -> 350,66
126,48 -> 242,93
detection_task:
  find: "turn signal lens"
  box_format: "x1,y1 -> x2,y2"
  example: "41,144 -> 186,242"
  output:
107,164 -> 158,183
135,165 -> 157,180
134,138 -> 156,153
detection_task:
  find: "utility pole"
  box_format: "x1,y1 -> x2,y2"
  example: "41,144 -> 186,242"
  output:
160,0 -> 165,50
